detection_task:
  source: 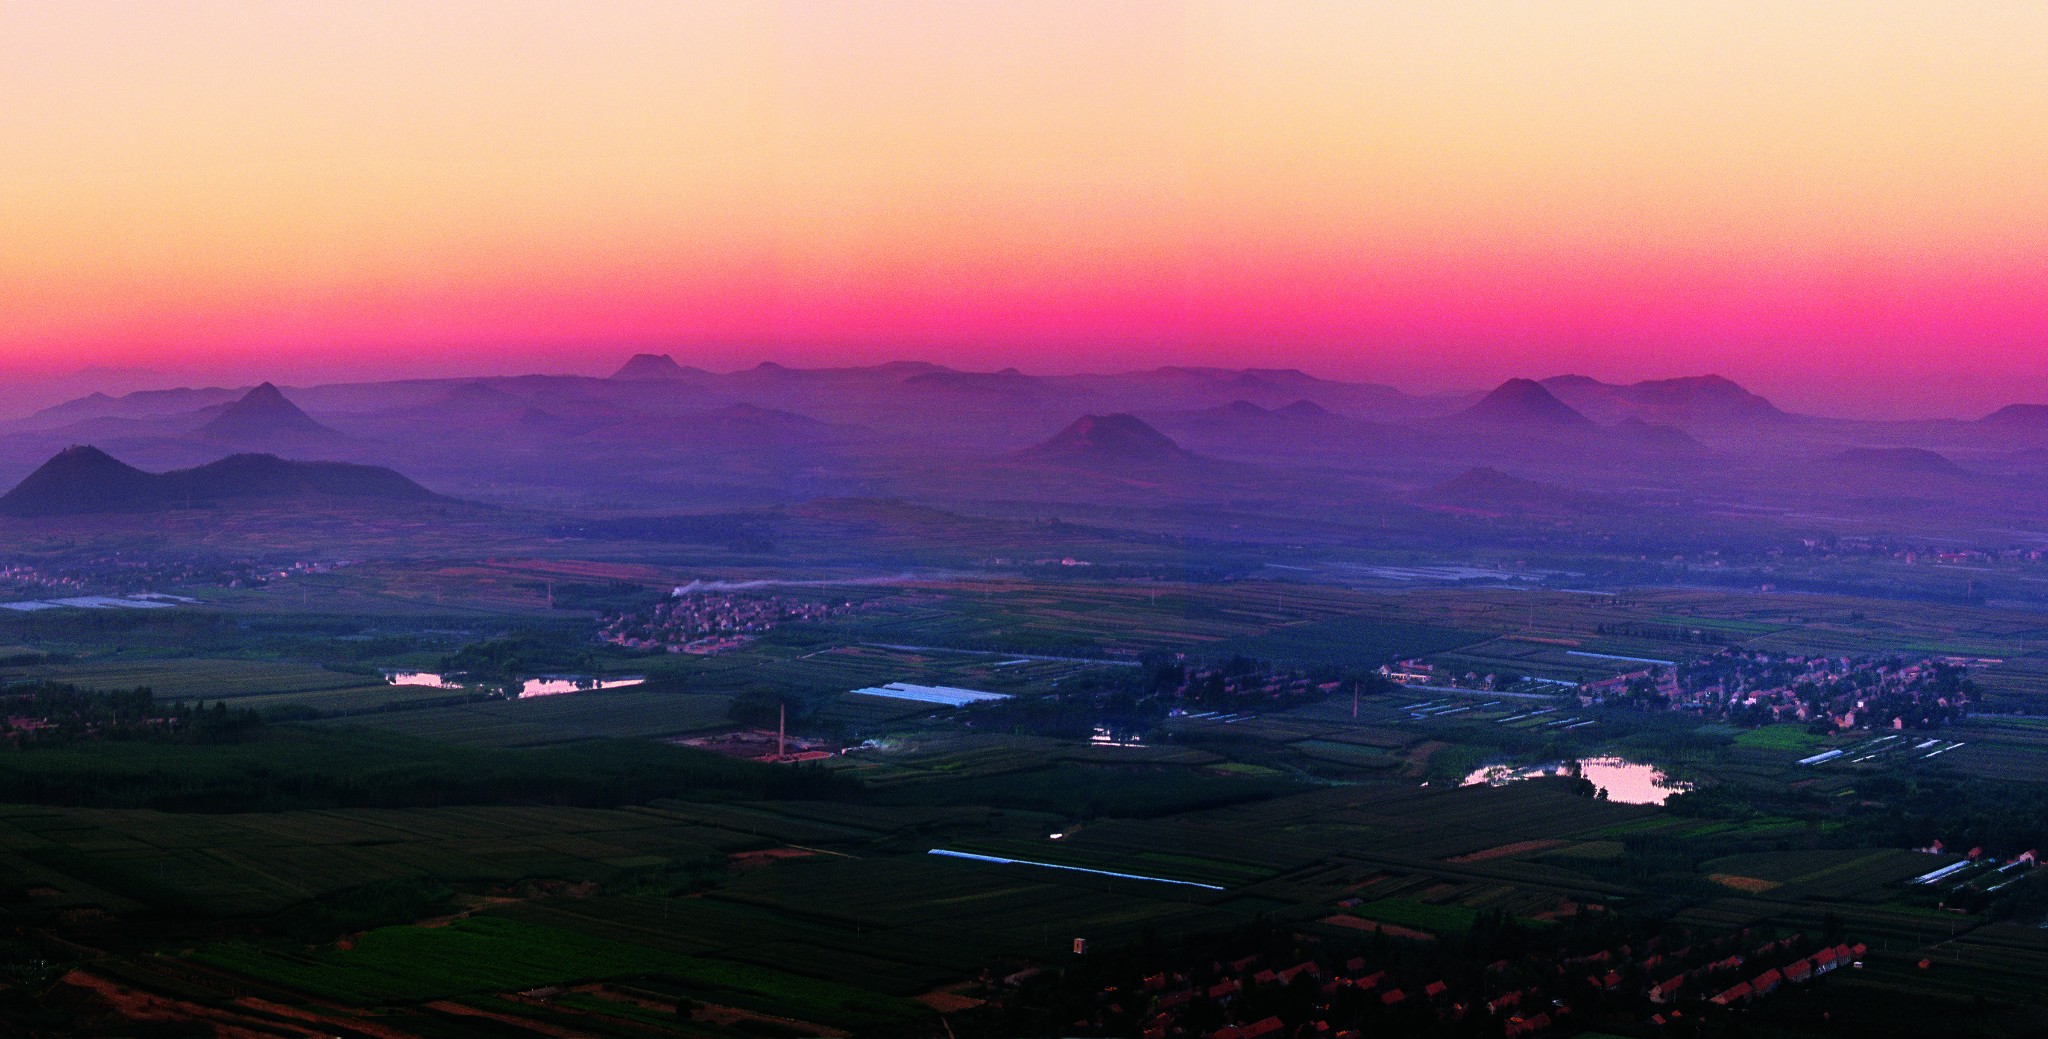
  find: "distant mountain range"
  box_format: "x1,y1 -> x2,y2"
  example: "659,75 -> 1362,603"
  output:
577,403 -> 855,446
0,446 -> 442,517
1193,399 -> 1342,425
1024,413 -> 1194,466
1540,374 -> 1788,425
427,382 -> 531,411
5,358 -> 2043,532
12,363 -> 1814,442
36,363 -> 2048,441
1613,416 -> 1704,451
611,353 -> 701,381
1980,404 -> 2048,429
1824,447 -> 1971,479
198,383 -> 338,443
1455,379 -> 1598,430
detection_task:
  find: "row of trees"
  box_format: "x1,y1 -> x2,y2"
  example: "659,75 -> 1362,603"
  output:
0,681 -> 262,746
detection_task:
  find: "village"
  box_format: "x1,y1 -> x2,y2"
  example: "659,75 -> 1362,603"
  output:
598,590 -> 872,654
1059,923 -> 1868,1039
1165,657 -> 1355,714
0,554 -> 348,601
1579,649 -> 1978,731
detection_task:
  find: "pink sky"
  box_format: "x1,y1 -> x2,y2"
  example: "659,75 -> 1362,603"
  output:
3,2 -> 2045,418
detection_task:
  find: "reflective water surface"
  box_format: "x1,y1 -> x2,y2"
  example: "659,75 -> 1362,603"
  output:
1461,755 -> 1691,806
517,675 -> 645,698
383,671 -> 464,689
383,671 -> 645,698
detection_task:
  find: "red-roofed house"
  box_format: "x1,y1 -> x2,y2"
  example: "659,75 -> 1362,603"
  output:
1240,1017 -> 1285,1039
1279,961 -> 1319,984
1710,981 -> 1752,1006
1751,968 -> 1782,995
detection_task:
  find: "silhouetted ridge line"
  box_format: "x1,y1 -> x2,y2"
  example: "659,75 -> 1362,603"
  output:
1026,413 -> 1192,465
0,446 -> 443,517
198,383 -> 336,441
1456,379 -> 1597,429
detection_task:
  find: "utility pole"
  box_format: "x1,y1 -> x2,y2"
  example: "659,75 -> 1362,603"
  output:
778,701 -> 786,762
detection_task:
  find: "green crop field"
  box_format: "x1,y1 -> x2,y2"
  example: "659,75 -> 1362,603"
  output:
0,569 -> 2042,1036
0,801 -> 758,917
196,915 -> 929,1028
337,688 -> 736,746
1205,614 -> 1485,667
1732,724 -> 1833,753
18,658 -> 378,699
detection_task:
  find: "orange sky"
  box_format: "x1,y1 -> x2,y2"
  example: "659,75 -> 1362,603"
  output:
3,1 -> 2045,416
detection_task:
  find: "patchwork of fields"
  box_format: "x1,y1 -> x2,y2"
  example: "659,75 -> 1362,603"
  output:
0,572 -> 2043,1036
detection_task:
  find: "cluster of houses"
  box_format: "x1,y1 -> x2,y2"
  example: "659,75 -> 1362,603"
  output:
0,683 -> 192,747
1167,663 -> 1347,713
1580,649 -> 1975,731
1378,659 -> 1541,693
0,555 -> 310,598
1644,933 -> 1867,1016
0,714 -> 59,743
1062,924 -> 1863,1039
598,591 -> 865,655
1080,951 -> 1473,1039
1794,537 -> 2048,565
0,562 -> 87,597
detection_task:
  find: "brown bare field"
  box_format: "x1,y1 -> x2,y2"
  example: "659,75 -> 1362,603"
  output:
1709,873 -> 1784,894
1446,839 -> 1569,863
1318,915 -> 1438,942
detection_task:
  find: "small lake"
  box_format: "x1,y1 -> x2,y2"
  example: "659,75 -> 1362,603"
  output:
383,671 -> 645,698
384,671 -> 465,689
516,675 -> 645,698
1461,755 -> 1691,806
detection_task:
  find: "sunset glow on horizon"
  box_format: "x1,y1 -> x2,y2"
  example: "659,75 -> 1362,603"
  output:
4,1 -> 2045,416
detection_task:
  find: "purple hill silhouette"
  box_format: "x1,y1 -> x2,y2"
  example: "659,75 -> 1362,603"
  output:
1615,416 -> 1704,451
1026,414 -> 1192,465
428,382 -> 527,410
1455,379 -> 1597,429
1275,399 -> 1335,419
1980,404 -> 2048,428
198,383 -> 336,441
0,446 -> 440,517
1825,447 -> 1970,478
1543,374 -> 1785,422
611,353 -> 694,380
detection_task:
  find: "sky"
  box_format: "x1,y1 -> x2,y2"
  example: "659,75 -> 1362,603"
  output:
2,1 -> 2045,418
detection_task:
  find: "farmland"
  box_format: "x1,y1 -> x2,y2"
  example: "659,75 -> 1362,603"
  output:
0,565 -> 2042,1037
